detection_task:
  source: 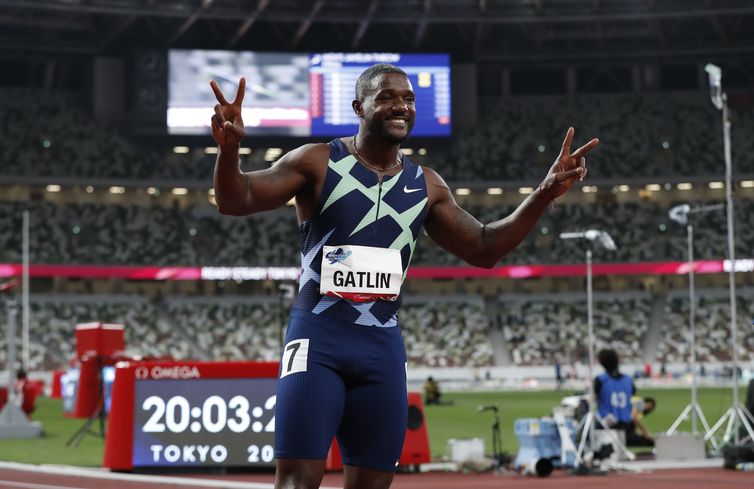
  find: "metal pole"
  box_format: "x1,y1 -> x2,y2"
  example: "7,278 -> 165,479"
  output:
586,248 -> 595,447
6,300 -> 17,402
722,95 -> 741,445
688,223 -> 698,436
22,210 -> 30,372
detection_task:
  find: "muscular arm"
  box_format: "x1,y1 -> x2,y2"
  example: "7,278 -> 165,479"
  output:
424,127 -> 597,268
423,168 -> 551,268
209,78 -> 325,217
213,143 -> 324,216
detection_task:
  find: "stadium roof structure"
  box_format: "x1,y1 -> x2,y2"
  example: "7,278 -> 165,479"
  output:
1,0 -> 753,64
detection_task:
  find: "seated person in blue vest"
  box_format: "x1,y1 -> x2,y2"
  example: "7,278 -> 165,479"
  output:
210,64 -> 598,489
594,349 -> 655,447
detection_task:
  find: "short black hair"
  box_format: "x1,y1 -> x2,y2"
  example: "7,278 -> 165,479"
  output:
597,349 -> 619,373
355,63 -> 408,100
644,397 -> 656,408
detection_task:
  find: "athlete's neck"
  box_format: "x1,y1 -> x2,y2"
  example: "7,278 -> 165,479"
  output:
352,133 -> 401,170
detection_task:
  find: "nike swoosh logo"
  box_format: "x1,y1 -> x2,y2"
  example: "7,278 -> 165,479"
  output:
403,185 -> 421,194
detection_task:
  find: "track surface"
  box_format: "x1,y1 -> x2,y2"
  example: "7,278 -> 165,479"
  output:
0,464 -> 752,489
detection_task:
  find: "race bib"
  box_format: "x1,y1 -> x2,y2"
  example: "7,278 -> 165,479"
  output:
320,245 -> 403,302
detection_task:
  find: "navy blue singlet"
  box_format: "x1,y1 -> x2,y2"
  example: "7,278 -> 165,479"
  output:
274,139 -> 429,472
293,138 -> 429,326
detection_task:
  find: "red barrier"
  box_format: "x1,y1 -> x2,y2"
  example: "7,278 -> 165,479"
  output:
70,356 -> 101,418
400,392 -> 431,466
50,370 -> 64,399
75,323 -> 124,358
325,438 -> 343,471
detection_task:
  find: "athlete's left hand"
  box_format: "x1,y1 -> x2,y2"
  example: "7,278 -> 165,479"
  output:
537,127 -> 599,201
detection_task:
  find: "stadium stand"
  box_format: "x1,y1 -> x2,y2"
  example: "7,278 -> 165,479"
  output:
400,296 -> 493,367
0,295 -> 494,370
1,199 -> 751,267
498,293 -> 652,366
3,288 -> 754,371
655,290 -> 754,364
2,90 -> 753,183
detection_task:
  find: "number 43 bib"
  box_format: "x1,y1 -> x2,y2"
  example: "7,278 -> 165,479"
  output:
320,245 -> 403,302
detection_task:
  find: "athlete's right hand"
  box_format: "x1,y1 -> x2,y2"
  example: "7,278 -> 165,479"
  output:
210,77 -> 246,147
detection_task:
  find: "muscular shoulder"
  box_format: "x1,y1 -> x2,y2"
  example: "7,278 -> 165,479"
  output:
421,165 -> 453,207
277,143 -> 330,175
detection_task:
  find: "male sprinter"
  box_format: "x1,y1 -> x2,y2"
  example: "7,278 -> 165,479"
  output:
211,64 -> 598,489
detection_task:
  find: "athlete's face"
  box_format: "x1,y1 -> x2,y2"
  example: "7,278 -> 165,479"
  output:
358,73 -> 416,144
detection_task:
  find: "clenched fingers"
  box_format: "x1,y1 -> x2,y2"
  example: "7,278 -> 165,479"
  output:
213,104 -> 227,125
556,166 -> 585,183
578,156 -> 588,181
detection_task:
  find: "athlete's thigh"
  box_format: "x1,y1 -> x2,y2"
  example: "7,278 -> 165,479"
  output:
275,341 -> 345,460
275,458 -> 327,489
337,359 -> 407,472
343,465 -> 395,489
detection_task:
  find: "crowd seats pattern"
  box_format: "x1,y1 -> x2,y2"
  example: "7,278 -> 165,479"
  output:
2,199 -> 751,267
2,90 -> 753,182
499,296 -> 651,366
655,293 -> 754,363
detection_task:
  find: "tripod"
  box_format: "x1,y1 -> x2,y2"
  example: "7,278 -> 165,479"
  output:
479,405 -> 504,467
66,357 -> 107,448
559,232 -> 635,467
703,64 -> 754,447
666,206 -> 723,448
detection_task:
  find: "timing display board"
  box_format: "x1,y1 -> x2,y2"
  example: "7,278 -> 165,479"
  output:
168,50 -> 310,136
309,52 -> 451,137
104,361 -> 279,470
168,49 -> 451,137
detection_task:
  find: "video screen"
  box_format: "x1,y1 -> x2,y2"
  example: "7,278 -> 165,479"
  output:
309,52 -> 451,137
60,366 -> 116,415
102,366 -> 116,414
168,50 -> 451,138
61,368 -> 79,415
169,50 -> 310,136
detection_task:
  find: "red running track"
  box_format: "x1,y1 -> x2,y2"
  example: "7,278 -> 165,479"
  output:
0,465 -> 752,489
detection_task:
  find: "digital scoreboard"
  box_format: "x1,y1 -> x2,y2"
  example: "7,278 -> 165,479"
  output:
309,52 -> 451,137
168,50 -> 451,137
104,361 -> 279,470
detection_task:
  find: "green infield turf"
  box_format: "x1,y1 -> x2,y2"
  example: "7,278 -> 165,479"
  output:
0,397 -> 105,466
423,387 -> 734,457
0,387 -> 736,466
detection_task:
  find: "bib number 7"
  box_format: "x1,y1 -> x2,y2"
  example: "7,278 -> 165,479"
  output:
280,339 -> 309,378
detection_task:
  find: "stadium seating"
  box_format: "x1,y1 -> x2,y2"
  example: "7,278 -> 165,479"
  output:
4,289 -> 754,371
0,296 -> 189,371
2,89 -> 753,182
400,297 -> 493,367
655,291 -> 754,364
498,294 -> 651,366
162,299 -> 283,362
2,199 -> 751,267
0,295 -> 495,370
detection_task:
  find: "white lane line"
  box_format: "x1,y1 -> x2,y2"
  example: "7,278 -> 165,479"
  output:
0,481 -> 85,489
0,461 -> 340,489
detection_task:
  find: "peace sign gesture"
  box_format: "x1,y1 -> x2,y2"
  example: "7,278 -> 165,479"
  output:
538,127 -> 599,201
210,77 -> 246,147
